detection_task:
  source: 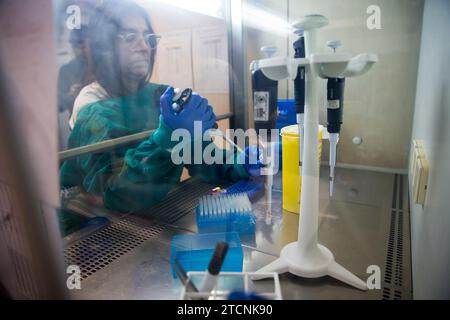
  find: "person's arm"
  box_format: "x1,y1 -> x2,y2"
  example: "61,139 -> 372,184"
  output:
157,87 -> 249,184
70,83 -> 108,129
58,63 -> 85,114
60,110 -> 183,212
184,138 -> 249,184
104,117 -> 184,212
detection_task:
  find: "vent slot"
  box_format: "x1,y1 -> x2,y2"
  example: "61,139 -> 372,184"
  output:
382,174 -> 411,300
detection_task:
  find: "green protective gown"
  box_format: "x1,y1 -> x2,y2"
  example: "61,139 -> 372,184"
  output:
60,83 -> 249,213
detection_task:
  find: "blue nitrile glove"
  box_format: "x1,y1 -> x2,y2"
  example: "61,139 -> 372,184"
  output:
160,86 -> 216,136
237,145 -> 264,177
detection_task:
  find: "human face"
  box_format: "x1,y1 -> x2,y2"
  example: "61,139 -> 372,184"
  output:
116,16 -> 153,84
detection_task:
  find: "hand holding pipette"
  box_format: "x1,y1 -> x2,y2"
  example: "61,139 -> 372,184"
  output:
161,86 -> 215,135
170,87 -> 244,154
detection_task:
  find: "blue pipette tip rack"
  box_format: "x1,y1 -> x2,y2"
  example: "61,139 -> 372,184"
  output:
225,178 -> 264,201
196,193 -> 256,235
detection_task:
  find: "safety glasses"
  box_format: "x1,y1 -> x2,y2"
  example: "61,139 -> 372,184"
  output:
117,31 -> 162,49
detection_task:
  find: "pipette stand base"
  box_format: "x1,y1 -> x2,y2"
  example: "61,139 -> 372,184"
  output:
253,242 -> 367,291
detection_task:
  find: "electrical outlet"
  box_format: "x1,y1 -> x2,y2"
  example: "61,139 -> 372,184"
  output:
410,140 -> 429,205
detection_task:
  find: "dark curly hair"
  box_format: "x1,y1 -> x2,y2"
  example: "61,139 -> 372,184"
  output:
88,0 -> 156,97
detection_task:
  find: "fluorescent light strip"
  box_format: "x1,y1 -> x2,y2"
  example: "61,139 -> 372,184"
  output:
147,0 -> 224,18
242,3 -> 293,36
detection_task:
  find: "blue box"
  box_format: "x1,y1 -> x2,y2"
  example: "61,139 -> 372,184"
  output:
170,232 -> 243,277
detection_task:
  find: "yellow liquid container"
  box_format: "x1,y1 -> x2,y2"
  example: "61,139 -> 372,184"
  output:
281,124 -> 323,214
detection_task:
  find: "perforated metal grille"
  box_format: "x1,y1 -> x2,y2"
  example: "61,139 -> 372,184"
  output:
137,177 -> 231,223
382,174 -> 411,300
64,217 -> 163,281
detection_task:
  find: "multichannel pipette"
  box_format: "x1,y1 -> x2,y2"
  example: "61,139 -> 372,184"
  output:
171,88 -> 244,153
210,129 -> 244,153
172,88 -> 269,212
171,88 -> 192,112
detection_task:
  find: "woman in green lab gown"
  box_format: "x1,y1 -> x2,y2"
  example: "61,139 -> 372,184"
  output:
60,1 -> 255,214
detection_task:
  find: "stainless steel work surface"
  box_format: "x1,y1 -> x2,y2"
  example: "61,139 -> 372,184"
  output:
67,166 -> 412,300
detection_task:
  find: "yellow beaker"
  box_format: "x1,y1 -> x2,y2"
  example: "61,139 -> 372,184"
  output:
281,124 -> 323,214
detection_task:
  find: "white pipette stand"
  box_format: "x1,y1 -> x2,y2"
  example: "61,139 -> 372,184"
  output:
253,14 -> 377,291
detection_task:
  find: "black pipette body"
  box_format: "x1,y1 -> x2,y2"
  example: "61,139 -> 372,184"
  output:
326,78 -> 346,134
